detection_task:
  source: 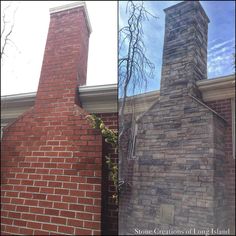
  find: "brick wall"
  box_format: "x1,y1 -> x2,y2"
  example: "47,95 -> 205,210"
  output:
1,107 -> 102,235
97,113 -> 118,235
1,3 -> 107,235
207,98 -> 235,233
1,112 -> 118,236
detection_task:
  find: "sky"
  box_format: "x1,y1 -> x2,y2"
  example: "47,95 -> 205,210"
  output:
1,1 -> 117,96
119,1 -> 235,93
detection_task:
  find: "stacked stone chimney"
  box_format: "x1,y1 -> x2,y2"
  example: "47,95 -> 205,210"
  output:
1,2 -> 102,235
160,1 -> 209,100
120,1 -> 227,234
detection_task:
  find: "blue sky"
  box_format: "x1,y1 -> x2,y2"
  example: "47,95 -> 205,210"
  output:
119,1 -> 235,93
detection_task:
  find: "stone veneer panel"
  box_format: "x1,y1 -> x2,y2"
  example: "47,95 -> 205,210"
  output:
120,96 -> 226,234
160,1 -> 209,100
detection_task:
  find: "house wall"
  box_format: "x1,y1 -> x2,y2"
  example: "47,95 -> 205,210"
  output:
1,108 -> 102,235
1,3 -> 115,235
1,112 -> 118,236
1,90 -> 118,236
119,91 -> 235,235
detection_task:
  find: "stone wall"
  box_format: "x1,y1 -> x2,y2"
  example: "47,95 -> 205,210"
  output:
120,96 -> 227,234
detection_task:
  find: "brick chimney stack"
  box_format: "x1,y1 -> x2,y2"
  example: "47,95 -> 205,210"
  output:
160,1 -> 209,100
1,2 -> 103,235
35,2 -> 91,108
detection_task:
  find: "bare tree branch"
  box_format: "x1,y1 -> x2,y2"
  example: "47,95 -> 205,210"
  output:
1,24 -> 14,59
1,2 -> 18,60
118,1 -> 158,182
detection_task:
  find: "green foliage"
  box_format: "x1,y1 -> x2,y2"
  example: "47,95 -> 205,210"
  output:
86,114 -> 118,204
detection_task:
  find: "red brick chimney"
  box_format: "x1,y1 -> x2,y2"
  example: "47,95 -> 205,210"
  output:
1,2 -> 102,235
36,2 -> 91,107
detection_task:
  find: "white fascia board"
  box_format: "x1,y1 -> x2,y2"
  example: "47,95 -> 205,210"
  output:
79,84 -> 117,99
1,92 -> 36,109
197,74 -> 235,101
197,74 -> 235,89
79,84 -> 117,113
1,92 -> 36,102
79,83 -> 117,93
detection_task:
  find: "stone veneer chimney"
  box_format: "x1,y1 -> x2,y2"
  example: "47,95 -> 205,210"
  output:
1,2 -> 103,235
120,1 -> 228,234
160,1 -> 209,100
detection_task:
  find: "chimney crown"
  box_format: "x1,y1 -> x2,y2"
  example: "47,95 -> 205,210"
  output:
164,1 -> 210,23
49,1 -> 92,34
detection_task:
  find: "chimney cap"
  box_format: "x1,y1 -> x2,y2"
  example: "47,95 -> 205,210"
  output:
49,1 -> 92,34
164,1 -> 210,23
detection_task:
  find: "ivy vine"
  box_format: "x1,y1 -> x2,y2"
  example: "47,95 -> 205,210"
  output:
86,114 -> 118,204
